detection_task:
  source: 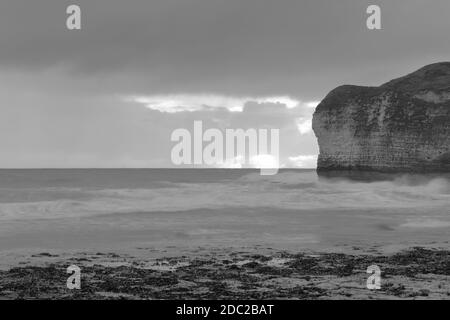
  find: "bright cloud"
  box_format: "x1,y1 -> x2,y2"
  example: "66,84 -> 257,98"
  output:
305,101 -> 321,108
288,155 -> 318,168
295,118 -> 313,135
126,94 -> 306,113
292,100 -> 320,135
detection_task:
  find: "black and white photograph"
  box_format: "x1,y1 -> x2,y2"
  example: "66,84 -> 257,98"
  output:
0,0 -> 449,307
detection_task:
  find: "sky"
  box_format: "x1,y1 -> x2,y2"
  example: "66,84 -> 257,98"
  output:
0,0 -> 449,168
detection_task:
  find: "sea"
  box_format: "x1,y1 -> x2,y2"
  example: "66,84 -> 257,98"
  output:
0,169 -> 449,255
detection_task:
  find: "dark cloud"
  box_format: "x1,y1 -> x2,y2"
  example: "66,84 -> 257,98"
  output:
1,0 -> 449,98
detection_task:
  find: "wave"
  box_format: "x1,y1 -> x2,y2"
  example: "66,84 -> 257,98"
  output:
0,171 -> 448,221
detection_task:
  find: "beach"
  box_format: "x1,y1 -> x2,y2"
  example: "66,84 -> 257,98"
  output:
0,169 -> 449,299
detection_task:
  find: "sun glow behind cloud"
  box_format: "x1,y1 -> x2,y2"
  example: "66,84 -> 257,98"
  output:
215,154 -> 280,169
288,155 -> 318,168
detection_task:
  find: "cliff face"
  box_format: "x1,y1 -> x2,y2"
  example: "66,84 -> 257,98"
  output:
312,62 -> 450,172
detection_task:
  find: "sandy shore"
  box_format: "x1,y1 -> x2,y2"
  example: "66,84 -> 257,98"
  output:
0,246 -> 448,300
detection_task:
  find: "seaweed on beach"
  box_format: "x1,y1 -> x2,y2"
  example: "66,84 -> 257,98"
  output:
0,247 -> 448,300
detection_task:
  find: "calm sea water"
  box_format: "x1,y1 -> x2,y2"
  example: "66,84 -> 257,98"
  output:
0,169 -> 449,253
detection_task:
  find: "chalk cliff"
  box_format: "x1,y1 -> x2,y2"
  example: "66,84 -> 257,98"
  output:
312,62 -> 450,172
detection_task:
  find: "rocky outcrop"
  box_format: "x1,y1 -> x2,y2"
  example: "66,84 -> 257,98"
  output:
312,62 -> 450,172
